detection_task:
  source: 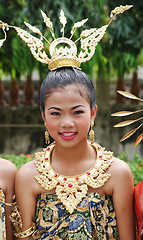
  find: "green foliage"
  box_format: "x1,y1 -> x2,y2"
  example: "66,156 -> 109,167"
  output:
1,0 -> 143,80
119,153 -> 143,186
0,0 -> 109,80
107,0 -> 143,75
0,153 -> 33,170
0,0 -> 28,79
111,50 -> 135,77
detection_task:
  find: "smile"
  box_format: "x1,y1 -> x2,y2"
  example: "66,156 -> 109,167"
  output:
62,133 -> 75,136
59,132 -> 77,140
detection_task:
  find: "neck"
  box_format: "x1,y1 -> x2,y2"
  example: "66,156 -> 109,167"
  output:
50,139 -> 96,176
51,138 -> 95,165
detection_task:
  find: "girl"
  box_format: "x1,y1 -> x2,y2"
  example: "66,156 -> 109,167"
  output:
15,67 -> 135,239
0,157 -> 17,240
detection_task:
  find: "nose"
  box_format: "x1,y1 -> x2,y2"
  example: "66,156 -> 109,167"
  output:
61,116 -> 74,128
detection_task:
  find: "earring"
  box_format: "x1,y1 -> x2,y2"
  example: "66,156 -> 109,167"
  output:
44,122 -> 50,145
89,120 -> 95,142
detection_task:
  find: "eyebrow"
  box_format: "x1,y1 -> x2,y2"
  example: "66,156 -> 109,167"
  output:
72,105 -> 84,110
48,105 -> 84,111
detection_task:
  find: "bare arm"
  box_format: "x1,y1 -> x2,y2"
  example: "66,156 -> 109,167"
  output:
112,159 -> 135,240
15,161 -> 37,240
5,161 -> 17,240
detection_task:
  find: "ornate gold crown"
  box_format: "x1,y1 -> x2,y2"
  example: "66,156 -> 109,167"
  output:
0,5 -> 132,71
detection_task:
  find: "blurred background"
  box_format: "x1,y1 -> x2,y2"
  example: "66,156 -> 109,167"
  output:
0,0 -> 143,164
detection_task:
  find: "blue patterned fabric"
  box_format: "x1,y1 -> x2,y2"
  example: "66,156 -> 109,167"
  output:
0,188 -> 6,240
31,192 -> 119,240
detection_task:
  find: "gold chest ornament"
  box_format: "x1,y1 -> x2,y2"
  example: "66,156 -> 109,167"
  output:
35,142 -> 113,214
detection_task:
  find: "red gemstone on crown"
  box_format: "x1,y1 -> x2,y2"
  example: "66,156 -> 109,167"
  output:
54,174 -> 57,177
87,172 -> 90,175
99,155 -> 102,158
98,146 -> 101,150
64,178 -> 67,181
68,183 -> 73,188
45,158 -> 48,161
76,177 -> 79,180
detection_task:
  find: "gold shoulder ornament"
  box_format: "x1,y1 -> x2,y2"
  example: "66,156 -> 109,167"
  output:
0,5 -> 132,71
35,141 -> 113,213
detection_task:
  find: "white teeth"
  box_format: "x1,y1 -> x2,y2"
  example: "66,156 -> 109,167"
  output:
62,133 -> 74,136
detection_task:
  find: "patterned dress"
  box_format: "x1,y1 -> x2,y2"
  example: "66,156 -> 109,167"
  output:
31,192 -> 119,240
0,188 -> 6,240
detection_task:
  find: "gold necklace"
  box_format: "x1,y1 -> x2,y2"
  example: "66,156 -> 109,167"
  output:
35,141 -> 113,213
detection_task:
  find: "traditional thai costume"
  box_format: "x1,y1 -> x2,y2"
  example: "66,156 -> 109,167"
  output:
13,142 -> 119,239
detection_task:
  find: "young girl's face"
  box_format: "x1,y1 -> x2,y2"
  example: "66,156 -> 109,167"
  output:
42,84 -> 97,148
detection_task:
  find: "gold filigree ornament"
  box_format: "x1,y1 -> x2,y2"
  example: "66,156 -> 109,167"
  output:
35,141 -> 113,213
112,91 -> 143,147
0,5 -> 132,71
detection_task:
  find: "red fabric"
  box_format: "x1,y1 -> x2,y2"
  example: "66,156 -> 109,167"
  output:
134,181 -> 143,240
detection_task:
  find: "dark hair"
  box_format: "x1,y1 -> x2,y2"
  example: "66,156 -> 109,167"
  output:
40,67 -> 96,112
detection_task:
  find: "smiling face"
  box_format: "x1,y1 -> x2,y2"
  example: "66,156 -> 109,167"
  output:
42,84 -> 97,148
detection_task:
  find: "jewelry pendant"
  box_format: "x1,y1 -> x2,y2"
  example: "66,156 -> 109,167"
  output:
35,142 -> 113,213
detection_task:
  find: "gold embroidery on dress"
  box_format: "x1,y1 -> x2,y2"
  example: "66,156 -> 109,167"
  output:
0,189 -> 6,240
35,142 -> 113,213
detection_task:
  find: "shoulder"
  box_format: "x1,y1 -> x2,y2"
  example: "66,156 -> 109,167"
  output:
0,158 -> 17,194
109,157 -> 134,192
0,158 -> 17,176
16,160 -> 37,182
15,160 -> 42,197
111,156 -> 132,176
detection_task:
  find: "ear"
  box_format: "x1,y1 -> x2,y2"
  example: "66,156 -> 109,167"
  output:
91,105 -> 98,121
41,111 -> 46,122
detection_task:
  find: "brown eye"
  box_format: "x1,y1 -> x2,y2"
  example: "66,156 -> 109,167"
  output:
74,110 -> 84,115
51,112 -> 61,116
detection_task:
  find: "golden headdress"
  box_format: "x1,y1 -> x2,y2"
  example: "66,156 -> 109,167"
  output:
0,5 -> 132,71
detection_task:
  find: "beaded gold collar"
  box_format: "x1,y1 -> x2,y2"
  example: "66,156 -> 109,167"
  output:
35,142 -> 113,213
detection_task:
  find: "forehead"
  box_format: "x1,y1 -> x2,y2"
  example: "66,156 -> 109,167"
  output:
45,84 -> 89,106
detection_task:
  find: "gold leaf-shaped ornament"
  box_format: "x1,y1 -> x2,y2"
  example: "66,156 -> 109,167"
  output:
59,10 -> 67,27
111,5 -> 133,15
117,90 -> 143,102
14,27 -> 50,64
120,124 -> 143,142
114,117 -> 143,128
78,25 -> 108,63
24,22 -> 42,35
72,18 -> 88,30
80,28 -> 97,38
134,134 -> 143,147
134,133 -> 143,147
111,109 -> 143,117
40,10 -> 53,30
0,39 -> 5,47
111,111 -> 134,117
